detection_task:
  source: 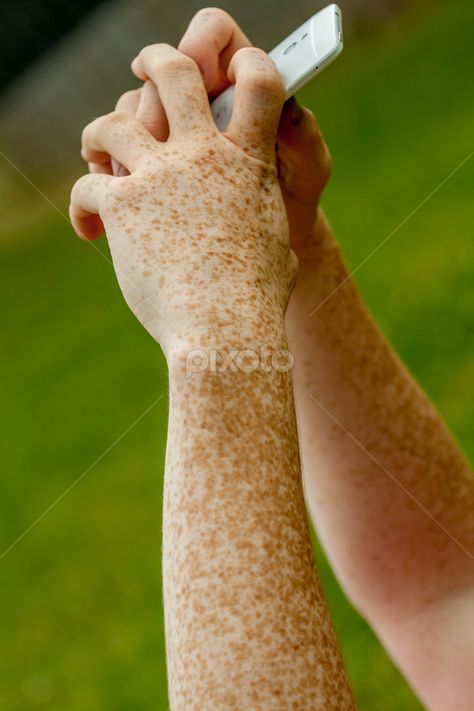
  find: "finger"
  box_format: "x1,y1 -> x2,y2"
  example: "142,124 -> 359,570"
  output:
131,44 -> 215,139
278,99 -> 332,182
226,48 -> 285,159
135,79 -> 169,141
112,90 -> 142,176
178,8 -> 251,96
115,88 -> 141,114
87,91 -> 141,178
69,173 -> 114,240
81,110 -> 161,172
279,99 -> 325,154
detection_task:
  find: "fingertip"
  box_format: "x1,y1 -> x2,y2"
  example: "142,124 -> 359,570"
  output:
82,215 -> 104,241
70,209 -> 104,241
131,56 -> 146,80
69,212 -> 88,240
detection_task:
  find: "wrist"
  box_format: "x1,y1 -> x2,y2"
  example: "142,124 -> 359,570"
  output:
292,207 -> 334,266
166,313 -> 292,385
286,207 -> 355,322
161,290 -> 288,357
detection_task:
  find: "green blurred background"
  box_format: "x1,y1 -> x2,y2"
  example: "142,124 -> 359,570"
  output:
0,0 -> 472,708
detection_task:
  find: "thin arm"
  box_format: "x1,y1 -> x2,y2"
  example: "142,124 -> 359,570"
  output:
163,319 -> 355,710
286,208 -> 474,711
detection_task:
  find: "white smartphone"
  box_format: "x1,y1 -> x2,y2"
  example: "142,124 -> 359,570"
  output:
211,4 -> 343,131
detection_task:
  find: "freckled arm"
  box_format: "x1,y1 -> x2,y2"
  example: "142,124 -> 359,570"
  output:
163,318 -> 354,710
73,37 -> 355,711
286,208 -> 474,711
96,7 -> 473,704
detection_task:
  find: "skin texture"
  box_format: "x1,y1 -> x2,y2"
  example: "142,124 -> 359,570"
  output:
71,42 -> 354,710
96,8 -> 474,710
287,212 -> 474,711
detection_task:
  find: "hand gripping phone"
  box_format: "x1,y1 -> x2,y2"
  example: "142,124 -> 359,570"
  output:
211,4 -> 343,131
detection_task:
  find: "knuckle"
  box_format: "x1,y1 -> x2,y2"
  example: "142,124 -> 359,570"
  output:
81,111 -> 131,158
139,43 -> 168,62
236,48 -> 284,97
162,54 -> 197,77
94,110 -> 129,134
106,109 -> 130,123
237,46 -> 264,59
82,115 -> 101,140
142,43 -> 196,75
244,68 -> 284,98
71,175 -> 100,205
115,88 -> 140,111
92,111 -> 129,142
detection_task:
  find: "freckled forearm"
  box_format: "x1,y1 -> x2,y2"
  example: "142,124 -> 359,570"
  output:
286,208 -> 474,616
162,321 -> 354,710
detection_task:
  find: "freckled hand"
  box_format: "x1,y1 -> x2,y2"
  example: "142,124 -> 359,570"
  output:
70,41 -> 354,711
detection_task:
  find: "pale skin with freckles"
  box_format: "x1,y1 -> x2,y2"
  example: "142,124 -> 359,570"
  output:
75,7 -> 474,710
71,42 -> 354,709
160,10 -> 472,711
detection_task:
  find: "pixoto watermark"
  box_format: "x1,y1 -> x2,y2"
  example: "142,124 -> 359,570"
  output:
185,345 -> 294,379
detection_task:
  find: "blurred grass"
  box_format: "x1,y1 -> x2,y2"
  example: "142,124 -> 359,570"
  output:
0,0 -> 473,708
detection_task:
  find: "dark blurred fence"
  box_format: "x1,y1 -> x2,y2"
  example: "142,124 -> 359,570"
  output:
0,0 -> 414,175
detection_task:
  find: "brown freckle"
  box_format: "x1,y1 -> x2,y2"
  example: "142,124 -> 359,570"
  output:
143,270 -> 152,277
